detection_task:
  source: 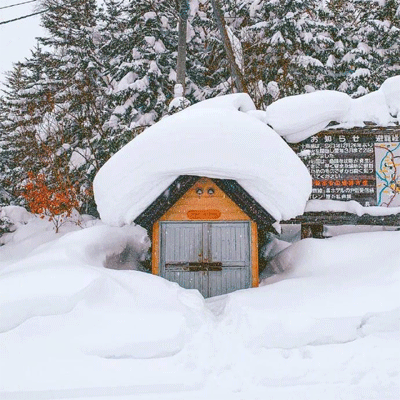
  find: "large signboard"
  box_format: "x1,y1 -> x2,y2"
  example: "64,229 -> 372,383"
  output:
298,129 -> 400,207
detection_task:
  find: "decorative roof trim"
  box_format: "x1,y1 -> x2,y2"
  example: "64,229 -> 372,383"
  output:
134,175 -> 276,231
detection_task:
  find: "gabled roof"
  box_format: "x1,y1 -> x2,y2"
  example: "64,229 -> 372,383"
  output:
134,175 -> 276,231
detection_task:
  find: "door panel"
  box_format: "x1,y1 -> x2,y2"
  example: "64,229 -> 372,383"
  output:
209,223 -> 249,266
160,222 -> 251,297
208,223 -> 250,296
161,223 -> 208,297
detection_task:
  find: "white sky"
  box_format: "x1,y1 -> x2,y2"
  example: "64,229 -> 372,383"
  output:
0,0 -> 44,88
0,0 -> 105,90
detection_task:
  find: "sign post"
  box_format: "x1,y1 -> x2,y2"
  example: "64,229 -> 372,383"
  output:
291,127 -> 400,237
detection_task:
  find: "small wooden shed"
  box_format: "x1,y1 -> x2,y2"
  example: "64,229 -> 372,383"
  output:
134,175 -> 275,298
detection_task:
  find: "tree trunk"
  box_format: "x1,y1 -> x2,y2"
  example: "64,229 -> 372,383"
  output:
210,0 -> 247,93
176,0 -> 189,96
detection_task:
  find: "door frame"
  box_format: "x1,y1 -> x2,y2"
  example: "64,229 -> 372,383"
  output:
152,220 -> 259,288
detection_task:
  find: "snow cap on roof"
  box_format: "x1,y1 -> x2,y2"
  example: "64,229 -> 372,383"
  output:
265,90 -> 352,143
266,75 -> 400,143
93,93 -> 312,226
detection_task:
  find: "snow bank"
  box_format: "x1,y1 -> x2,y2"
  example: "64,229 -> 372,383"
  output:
0,224 -> 209,360
305,199 -> 400,216
0,220 -> 398,396
265,76 -> 400,142
94,93 -> 312,225
216,231 -> 400,350
0,205 -> 33,225
0,207 -> 85,262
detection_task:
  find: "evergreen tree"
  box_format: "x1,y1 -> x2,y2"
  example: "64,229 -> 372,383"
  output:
1,0 -> 110,214
0,50 -> 56,203
327,0 -> 400,96
242,0 -> 329,106
35,0 -> 110,214
99,0 -> 230,140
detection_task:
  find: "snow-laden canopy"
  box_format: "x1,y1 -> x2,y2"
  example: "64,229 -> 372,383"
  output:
94,94 -> 312,226
266,75 -> 400,143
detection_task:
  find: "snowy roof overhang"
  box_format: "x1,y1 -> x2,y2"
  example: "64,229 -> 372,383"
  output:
93,93 -> 312,226
265,76 -> 400,143
134,175 -> 276,232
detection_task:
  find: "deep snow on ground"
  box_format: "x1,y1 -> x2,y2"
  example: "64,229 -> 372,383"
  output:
0,212 -> 399,400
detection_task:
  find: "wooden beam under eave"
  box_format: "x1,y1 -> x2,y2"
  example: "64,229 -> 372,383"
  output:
152,222 -> 160,275
251,221 -> 259,287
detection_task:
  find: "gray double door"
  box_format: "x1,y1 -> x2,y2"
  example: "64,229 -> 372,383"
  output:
160,222 -> 251,298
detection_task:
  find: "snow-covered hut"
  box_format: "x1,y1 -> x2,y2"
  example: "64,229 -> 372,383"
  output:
94,94 -> 311,297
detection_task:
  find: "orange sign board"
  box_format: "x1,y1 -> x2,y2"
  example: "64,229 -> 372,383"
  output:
187,210 -> 221,220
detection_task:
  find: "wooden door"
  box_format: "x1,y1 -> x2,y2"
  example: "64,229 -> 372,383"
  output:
160,222 -> 251,297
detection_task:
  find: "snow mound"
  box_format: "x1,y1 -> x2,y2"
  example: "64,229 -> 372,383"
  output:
215,231 -> 400,349
0,219 -> 398,395
306,199 -> 400,216
0,224 -> 209,359
341,89 -> 393,127
265,91 -> 352,143
94,93 -> 312,226
265,76 -> 400,142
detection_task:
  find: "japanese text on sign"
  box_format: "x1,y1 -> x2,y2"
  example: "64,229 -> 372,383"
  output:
299,133 -> 379,206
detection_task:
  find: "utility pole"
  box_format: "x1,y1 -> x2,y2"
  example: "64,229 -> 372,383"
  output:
176,0 -> 189,97
210,0 -> 247,93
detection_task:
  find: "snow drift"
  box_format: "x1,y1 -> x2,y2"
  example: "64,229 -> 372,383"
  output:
216,230 -> 400,350
0,219 -> 398,396
0,224 -> 209,360
94,93 -> 312,226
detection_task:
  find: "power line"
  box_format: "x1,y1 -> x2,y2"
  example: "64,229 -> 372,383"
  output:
0,0 -> 37,11
0,9 -> 45,26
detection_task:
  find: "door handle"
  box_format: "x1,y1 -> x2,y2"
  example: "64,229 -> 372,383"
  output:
203,262 -> 222,267
188,262 -> 203,267
166,262 -> 223,272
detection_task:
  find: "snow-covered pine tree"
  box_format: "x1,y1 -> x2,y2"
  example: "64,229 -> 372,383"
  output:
33,0 -> 110,214
99,0 -> 179,138
326,0 -> 400,96
99,0 -> 236,135
185,0 -> 233,100
0,94 -> 14,206
0,48 -> 57,204
242,0 -> 328,106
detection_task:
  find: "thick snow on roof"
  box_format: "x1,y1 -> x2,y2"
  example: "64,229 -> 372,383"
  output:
94,94 -> 312,226
266,75 -> 400,143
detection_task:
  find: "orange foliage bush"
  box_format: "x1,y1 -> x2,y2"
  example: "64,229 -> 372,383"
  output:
22,172 -> 80,232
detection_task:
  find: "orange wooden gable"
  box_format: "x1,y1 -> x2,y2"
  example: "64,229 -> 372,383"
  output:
159,177 -> 251,222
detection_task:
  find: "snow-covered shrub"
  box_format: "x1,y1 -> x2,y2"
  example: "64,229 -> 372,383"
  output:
0,206 -> 32,245
22,172 -> 81,233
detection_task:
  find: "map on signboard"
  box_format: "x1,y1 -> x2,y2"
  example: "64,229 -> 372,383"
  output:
375,142 -> 400,207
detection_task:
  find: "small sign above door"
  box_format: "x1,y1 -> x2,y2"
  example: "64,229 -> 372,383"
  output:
187,210 -> 221,220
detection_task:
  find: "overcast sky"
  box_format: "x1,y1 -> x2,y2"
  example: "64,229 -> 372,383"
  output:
0,0 -> 44,88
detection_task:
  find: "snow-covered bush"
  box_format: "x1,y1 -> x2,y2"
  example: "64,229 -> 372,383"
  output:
0,206 -> 32,245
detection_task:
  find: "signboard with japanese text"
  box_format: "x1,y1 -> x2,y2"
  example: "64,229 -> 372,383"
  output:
298,128 -> 400,207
